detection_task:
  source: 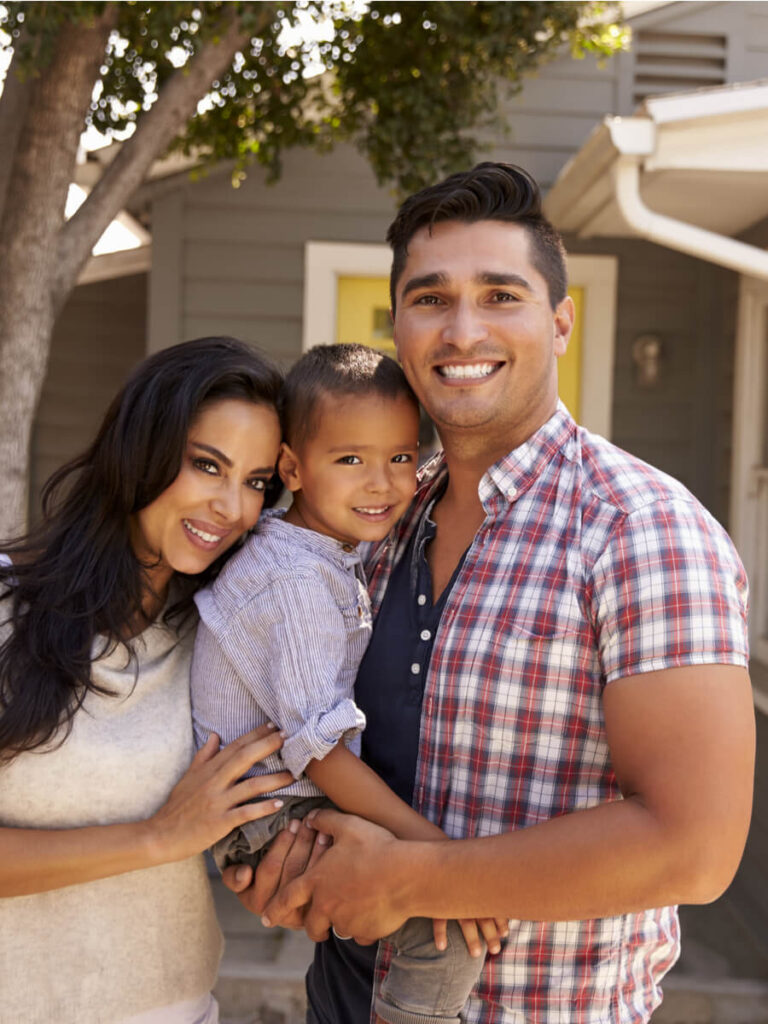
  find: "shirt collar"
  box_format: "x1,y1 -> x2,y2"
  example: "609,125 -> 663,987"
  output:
409,403 -> 578,510
482,402 -> 578,507
257,507 -> 363,571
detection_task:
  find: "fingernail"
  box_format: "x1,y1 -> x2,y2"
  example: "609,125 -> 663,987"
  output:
278,730 -> 287,739
436,938 -> 446,951
273,800 -> 284,809
490,942 -> 500,955
306,809 -> 318,823
266,721 -> 276,729
235,867 -> 249,884
316,832 -> 330,845
261,915 -> 271,927
288,818 -> 300,834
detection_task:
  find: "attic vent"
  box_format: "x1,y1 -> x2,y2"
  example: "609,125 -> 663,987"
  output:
633,30 -> 727,104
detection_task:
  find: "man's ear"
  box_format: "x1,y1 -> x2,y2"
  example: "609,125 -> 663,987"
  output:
553,295 -> 575,358
277,442 -> 302,493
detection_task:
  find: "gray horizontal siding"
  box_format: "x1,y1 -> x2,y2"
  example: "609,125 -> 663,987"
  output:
30,273 -> 147,517
565,235 -> 737,525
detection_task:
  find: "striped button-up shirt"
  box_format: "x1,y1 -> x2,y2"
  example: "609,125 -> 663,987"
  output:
192,510 -> 368,791
367,404 -> 749,1023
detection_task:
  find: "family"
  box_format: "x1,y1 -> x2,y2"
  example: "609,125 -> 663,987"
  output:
0,163 -> 755,1024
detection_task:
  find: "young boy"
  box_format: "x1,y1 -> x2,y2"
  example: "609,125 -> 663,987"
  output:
191,345 -> 493,1024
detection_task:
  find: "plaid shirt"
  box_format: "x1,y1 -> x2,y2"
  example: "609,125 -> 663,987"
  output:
366,404 -> 749,1024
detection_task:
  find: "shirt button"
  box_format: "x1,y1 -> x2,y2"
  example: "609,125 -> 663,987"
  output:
417,594 -> 427,606
410,663 -> 421,675
342,542 -> 355,552
508,487 -> 517,499
420,629 -> 431,641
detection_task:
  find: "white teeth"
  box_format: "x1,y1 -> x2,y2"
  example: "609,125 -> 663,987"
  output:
183,520 -> 222,543
355,507 -> 389,515
439,362 -> 497,380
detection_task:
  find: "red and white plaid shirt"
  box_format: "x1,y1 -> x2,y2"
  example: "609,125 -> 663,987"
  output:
366,404 -> 749,1023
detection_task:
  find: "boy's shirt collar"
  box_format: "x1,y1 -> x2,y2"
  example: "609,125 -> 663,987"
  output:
258,507 -> 362,571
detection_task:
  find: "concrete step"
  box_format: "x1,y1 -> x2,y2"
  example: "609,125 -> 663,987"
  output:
652,977 -> 768,1023
212,876 -> 312,1024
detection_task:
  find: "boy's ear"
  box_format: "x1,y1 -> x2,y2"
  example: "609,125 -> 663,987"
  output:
277,442 -> 302,493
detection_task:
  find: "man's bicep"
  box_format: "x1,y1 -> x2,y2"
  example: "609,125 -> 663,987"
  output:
603,664 -> 755,897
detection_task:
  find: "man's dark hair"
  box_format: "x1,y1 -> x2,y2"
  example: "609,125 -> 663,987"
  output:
386,162 -> 568,311
281,343 -> 418,449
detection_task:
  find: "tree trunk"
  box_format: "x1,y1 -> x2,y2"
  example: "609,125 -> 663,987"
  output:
0,9 -> 117,538
0,5 -> 263,539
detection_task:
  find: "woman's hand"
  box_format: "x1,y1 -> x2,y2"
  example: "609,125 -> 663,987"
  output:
144,724 -> 293,864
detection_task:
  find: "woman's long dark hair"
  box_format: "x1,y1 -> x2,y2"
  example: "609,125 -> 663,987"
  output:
0,336 -> 282,761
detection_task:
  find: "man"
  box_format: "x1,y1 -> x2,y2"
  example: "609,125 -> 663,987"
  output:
225,163 -> 755,1023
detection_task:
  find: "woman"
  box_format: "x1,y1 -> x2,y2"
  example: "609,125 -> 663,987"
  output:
0,337 -> 294,1024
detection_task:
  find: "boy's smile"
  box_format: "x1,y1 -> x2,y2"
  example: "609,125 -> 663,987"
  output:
279,392 -> 419,547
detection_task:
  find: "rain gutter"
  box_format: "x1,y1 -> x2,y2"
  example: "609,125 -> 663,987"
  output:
606,117 -> 768,281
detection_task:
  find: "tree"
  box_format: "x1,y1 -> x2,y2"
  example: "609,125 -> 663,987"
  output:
0,1 -> 625,535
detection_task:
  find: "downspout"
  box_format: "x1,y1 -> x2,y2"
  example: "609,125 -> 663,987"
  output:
612,144 -> 768,715
611,154 -> 768,281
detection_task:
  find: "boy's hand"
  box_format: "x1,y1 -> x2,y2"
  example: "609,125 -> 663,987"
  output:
221,816 -> 328,928
432,917 -> 509,957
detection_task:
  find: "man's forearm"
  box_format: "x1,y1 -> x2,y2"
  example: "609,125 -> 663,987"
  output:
386,797 -> 723,925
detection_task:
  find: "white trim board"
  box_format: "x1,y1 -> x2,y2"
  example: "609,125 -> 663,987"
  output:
302,241 -> 617,439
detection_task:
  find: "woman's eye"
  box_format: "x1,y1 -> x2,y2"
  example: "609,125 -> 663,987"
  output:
247,478 -> 267,492
192,458 -> 218,475
392,453 -> 413,464
336,455 -> 362,465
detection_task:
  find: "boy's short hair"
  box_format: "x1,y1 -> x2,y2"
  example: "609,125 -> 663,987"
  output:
280,343 -> 418,449
386,162 -> 567,311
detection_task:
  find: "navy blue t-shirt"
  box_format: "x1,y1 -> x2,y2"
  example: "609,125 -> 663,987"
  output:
306,500 -> 465,1023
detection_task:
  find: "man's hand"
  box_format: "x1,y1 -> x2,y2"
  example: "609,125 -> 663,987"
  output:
221,816 -> 328,928
262,809 -> 412,944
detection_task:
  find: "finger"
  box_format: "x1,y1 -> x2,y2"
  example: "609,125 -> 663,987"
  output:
303,807 -> 350,838
301,902 -> 332,943
231,796 -> 287,828
432,918 -> 448,952
251,823 -> 301,916
261,871 -> 314,929
280,817 -> 324,885
306,827 -> 330,869
477,917 -> 504,955
221,862 -> 254,894
192,733 -> 221,764
458,918 -> 483,958
216,728 -> 285,782
230,770 -> 294,805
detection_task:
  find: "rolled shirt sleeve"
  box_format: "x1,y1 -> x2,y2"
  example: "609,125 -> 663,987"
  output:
218,573 -> 367,779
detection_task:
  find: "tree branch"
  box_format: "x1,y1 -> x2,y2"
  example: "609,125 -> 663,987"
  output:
54,5 -> 277,309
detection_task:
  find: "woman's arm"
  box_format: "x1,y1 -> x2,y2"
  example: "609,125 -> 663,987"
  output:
306,742 -> 444,842
0,725 -> 293,897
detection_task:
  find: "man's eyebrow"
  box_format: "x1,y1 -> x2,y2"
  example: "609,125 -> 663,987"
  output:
401,270 -> 533,298
189,441 -> 274,475
400,272 -> 448,299
479,272 -> 532,290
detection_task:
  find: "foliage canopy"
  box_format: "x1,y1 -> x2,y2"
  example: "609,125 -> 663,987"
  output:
2,1 -> 627,195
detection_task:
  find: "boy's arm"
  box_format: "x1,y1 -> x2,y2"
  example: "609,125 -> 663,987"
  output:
306,742 -> 444,842
219,575 -> 364,779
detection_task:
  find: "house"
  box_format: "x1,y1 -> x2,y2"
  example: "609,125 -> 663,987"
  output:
37,0 -> 768,989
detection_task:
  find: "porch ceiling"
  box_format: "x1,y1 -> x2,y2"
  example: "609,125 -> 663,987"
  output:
544,80 -> 768,241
